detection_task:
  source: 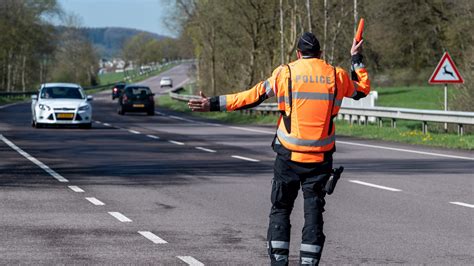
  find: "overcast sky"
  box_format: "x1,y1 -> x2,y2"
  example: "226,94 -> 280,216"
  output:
57,0 -> 176,37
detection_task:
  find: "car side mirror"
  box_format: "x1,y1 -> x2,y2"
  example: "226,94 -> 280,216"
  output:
87,95 -> 94,101
31,95 -> 37,100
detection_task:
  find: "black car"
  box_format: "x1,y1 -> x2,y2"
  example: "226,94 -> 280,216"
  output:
112,82 -> 126,100
118,85 -> 155,115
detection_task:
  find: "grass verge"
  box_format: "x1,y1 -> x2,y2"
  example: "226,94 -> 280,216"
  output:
158,92 -> 473,150
0,95 -> 29,105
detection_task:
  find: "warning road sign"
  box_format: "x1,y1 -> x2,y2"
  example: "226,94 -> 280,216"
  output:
429,52 -> 464,84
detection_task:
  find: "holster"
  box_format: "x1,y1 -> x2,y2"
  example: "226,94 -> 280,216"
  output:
324,166 -> 344,195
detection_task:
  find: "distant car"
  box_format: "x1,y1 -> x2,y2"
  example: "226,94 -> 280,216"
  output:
160,77 -> 173,88
112,82 -> 126,100
118,85 -> 155,116
31,83 -> 93,129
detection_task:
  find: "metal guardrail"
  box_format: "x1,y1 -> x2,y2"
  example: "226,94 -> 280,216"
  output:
169,92 -> 474,135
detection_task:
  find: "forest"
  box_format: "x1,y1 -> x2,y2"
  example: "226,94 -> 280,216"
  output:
171,0 -> 472,110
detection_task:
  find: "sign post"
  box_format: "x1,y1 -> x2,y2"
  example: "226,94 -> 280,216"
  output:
428,52 -> 464,131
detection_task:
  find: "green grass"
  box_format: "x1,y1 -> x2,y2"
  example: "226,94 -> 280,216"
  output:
375,85 -> 456,110
335,120 -> 474,150
0,95 -> 29,105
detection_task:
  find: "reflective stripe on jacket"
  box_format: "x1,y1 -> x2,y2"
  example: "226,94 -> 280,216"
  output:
209,57 -> 370,163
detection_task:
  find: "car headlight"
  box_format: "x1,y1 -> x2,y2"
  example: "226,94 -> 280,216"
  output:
78,105 -> 90,111
38,104 -> 51,111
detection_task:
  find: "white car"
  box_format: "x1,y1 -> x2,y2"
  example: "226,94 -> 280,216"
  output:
31,83 -> 93,129
160,77 -> 173,88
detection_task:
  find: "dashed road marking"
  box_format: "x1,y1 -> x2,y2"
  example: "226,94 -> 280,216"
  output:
155,111 -> 166,116
228,126 -> 273,134
147,134 -> 160,139
349,180 -> 402,192
0,135 -> 69,182
170,115 -> 196,123
195,147 -> 216,153
94,120 -> 101,124
108,212 -> 132,222
231,155 -> 260,162
129,130 -> 141,134
177,256 -> 204,266
169,140 -> 184,145
85,197 -> 105,206
103,123 -> 111,127
450,202 -> 474,209
68,186 -> 84,193
138,231 -> 168,244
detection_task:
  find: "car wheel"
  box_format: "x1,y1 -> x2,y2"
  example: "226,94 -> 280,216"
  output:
31,120 -> 36,128
35,123 -> 43,128
147,109 -> 155,116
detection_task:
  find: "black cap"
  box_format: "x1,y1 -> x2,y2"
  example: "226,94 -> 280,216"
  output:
297,32 -> 320,56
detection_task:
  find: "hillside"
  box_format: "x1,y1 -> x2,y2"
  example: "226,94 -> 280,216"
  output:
79,27 -> 169,58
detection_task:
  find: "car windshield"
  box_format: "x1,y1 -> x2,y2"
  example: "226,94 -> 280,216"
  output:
41,87 -> 84,99
125,87 -> 152,96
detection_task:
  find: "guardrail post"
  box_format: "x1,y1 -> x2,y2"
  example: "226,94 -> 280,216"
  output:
357,115 -> 361,125
391,118 -> 397,128
378,118 -> 383,127
364,116 -> 369,126
458,124 -> 464,136
349,115 -> 353,125
422,121 -> 428,134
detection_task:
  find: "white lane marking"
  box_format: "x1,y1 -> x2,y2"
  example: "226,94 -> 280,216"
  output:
228,126 -> 273,135
0,135 -> 69,182
94,120 -> 101,124
128,130 -> 141,134
349,180 -> 402,192
138,231 -> 168,244
169,140 -> 184,145
0,102 -> 24,110
170,115 -> 197,123
147,134 -> 160,139
155,111 -> 166,116
231,155 -> 260,162
108,212 -> 132,222
157,113 -> 473,161
450,202 -> 474,209
337,141 -> 474,161
68,186 -> 84,193
195,147 -> 216,153
85,197 -> 105,206
177,256 -> 204,266
103,123 -> 111,127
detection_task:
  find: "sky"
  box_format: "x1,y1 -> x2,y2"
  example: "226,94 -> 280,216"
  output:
57,0 -> 177,37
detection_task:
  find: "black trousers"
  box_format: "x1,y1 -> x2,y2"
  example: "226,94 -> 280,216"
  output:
267,153 -> 332,266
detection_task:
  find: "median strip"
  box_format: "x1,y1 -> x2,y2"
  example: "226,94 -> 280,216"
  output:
348,180 -> 402,192
0,135 -> 69,183
138,231 -> 168,244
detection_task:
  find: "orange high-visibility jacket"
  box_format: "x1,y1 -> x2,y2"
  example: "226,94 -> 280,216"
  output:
209,56 -> 370,163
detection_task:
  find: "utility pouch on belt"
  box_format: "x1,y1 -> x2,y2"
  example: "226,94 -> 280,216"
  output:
324,166 -> 344,195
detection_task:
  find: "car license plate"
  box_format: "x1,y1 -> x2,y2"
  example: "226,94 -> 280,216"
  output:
133,104 -> 145,108
57,113 -> 74,118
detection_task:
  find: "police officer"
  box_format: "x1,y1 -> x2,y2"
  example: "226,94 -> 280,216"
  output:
188,32 -> 370,265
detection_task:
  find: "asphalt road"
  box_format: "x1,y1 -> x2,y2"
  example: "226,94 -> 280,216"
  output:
0,64 -> 473,265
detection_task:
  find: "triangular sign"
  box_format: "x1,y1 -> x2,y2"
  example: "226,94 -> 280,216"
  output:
429,52 -> 464,84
